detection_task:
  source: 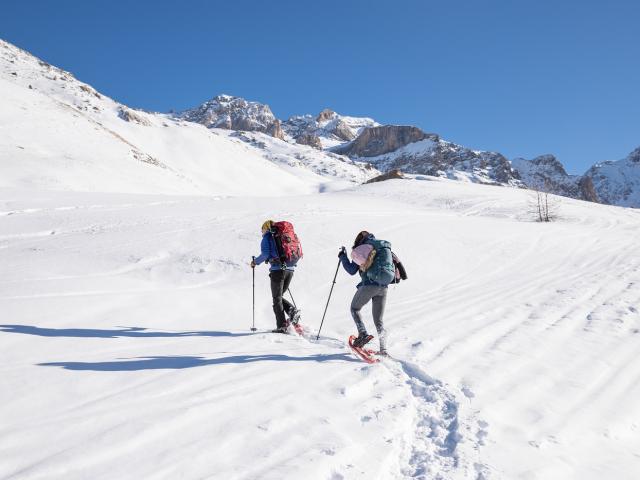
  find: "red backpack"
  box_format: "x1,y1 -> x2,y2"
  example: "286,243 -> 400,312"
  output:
271,221 -> 303,265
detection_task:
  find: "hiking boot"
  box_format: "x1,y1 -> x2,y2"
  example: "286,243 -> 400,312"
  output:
288,308 -> 301,325
352,332 -> 374,348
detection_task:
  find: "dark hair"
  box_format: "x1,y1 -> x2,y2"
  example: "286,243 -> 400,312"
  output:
353,230 -> 370,248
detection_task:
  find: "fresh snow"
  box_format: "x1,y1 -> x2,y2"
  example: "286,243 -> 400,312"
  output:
2,179 -> 640,479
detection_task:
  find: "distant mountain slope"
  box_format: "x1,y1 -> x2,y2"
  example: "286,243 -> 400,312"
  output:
511,155 -> 599,202
335,126 -> 522,186
583,148 -> 640,207
2,38 -> 638,207
180,91 -> 640,207
0,39 -> 376,195
180,94 -> 285,139
283,108 -> 379,149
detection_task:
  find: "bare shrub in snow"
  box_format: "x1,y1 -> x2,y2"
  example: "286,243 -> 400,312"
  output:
529,179 -> 559,222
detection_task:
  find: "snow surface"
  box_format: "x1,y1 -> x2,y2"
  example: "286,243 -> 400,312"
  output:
2,179 -> 640,480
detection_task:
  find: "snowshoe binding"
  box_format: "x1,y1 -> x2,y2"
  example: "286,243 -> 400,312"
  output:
348,334 -> 379,364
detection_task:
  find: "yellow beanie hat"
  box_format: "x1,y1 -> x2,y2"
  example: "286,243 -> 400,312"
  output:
261,219 -> 274,232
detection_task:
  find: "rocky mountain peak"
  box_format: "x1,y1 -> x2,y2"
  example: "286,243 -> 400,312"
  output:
180,95 -> 284,140
584,146 -> 640,207
282,110 -> 377,149
528,154 -> 568,176
316,108 -> 337,123
335,125 -> 436,158
628,147 -> 640,163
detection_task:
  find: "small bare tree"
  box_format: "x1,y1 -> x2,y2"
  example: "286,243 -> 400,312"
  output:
528,179 -> 558,222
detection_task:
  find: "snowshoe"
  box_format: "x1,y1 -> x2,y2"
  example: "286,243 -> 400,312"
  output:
348,335 -> 379,364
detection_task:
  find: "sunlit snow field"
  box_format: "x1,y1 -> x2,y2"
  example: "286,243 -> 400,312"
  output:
2,179 -> 640,479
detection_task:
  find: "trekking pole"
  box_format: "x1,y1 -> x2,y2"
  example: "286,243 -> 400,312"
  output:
251,256 -> 257,332
316,248 -> 344,340
287,288 -> 297,309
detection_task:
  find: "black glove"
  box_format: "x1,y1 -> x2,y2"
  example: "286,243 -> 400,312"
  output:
338,246 -> 346,258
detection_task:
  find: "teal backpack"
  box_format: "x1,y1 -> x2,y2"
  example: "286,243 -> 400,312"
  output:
364,239 -> 396,285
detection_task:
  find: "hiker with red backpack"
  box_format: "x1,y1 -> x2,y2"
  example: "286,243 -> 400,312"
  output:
338,231 -> 407,356
251,220 -> 303,333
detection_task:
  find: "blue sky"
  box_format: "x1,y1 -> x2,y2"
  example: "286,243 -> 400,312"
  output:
2,0 -> 639,173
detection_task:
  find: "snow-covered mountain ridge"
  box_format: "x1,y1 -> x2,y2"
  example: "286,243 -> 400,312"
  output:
2,36 -> 639,206
181,92 -> 639,207
583,147 -> 640,207
0,39 -> 377,196
511,154 -> 599,203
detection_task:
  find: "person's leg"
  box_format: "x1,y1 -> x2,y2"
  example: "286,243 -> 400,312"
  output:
350,286 -> 376,335
281,270 -> 294,316
269,270 -> 287,329
372,287 -> 388,352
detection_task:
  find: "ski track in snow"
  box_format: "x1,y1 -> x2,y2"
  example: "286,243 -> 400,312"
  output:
2,181 -> 640,479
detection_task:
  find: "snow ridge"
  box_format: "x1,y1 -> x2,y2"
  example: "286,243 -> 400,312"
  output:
0,39 -> 378,195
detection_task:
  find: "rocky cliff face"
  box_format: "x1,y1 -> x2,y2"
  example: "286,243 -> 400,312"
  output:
511,150 -> 640,206
583,147 -> 640,207
578,176 -> 599,203
295,133 -> 323,150
180,95 -> 284,140
511,155 -> 596,201
282,109 -> 377,149
336,126 -> 521,186
334,125 -> 436,158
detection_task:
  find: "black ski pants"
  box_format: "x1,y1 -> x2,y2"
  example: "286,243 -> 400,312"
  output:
269,269 -> 295,329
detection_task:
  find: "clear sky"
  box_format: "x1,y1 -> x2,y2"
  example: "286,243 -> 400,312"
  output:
2,0 -> 639,173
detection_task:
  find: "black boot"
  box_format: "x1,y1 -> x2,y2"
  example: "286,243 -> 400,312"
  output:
353,332 -> 374,348
288,308 -> 301,325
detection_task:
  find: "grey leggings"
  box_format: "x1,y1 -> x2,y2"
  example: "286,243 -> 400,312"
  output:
350,285 -> 388,350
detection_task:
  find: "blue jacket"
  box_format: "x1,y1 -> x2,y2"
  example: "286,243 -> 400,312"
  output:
339,234 -> 387,288
255,232 -> 296,271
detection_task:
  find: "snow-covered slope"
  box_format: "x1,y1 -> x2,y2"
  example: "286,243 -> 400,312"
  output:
584,147 -> 640,207
0,40 -> 375,195
2,179 -> 640,479
223,129 -> 377,187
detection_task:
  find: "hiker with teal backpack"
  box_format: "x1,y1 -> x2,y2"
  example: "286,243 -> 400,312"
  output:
338,230 -> 407,356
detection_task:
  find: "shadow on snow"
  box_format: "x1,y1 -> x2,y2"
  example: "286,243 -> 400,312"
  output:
0,324 -> 253,338
38,353 -> 359,371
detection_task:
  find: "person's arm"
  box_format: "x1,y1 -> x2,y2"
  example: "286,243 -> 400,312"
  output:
339,250 -> 359,275
254,235 -> 271,265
